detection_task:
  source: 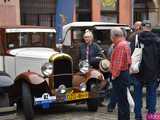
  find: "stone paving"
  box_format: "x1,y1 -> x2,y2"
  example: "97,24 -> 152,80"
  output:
1,88 -> 160,120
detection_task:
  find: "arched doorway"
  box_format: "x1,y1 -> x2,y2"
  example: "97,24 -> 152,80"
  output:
134,0 -> 159,26
20,0 -> 56,27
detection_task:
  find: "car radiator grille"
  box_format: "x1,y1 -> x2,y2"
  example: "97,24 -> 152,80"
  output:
53,59 -> 72,89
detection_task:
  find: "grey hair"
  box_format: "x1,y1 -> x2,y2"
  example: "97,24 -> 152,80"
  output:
83,29 -> 94,39
110,27 -> 124,39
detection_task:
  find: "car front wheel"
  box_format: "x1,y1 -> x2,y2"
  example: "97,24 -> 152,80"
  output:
22,82 -> 34,120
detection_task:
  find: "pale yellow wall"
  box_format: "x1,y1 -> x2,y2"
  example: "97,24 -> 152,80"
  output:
0,0 -> 20,26
148,0 -> 160,26
158,0 -> 160,25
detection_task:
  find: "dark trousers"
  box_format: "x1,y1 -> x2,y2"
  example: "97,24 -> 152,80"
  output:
112,71 -> 130,120
108,80 -> 118,109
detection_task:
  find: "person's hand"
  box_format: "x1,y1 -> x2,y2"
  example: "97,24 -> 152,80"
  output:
111,76 -> 116,80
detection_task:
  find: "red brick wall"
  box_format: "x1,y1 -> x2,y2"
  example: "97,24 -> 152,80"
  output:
0,0 -> 20,26
91,0 -> 132,25
119,0 -> 132,25
92,0 -> 101,21
0,5 -> 17,25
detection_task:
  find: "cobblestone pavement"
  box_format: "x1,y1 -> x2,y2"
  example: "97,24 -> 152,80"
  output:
1,89 -> 160,120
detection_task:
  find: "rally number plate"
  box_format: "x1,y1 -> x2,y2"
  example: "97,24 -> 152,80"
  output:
67,92 -> 89,101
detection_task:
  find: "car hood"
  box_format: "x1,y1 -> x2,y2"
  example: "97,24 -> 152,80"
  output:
8,47 -> 58,59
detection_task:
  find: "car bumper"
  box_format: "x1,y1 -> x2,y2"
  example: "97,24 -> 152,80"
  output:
34,91 -> 96,109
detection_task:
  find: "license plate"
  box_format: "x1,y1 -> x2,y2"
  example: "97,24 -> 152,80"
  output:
67,92 -> 89,101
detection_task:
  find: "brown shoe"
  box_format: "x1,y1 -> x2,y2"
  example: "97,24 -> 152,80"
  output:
99,102 -> 106,107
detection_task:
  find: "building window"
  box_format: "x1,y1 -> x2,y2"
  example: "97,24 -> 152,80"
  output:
100,0 -> 119,23
134,0 -> 149,22
20,0 -> 55,27
134,0 -> 145,3
76,0 -> 91,21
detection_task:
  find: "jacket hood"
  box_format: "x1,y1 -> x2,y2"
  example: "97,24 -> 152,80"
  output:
139,31 -> 158,46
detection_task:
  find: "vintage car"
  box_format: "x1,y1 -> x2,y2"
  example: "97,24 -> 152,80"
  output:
62,22 -> 131,71
0,26 -> 106,120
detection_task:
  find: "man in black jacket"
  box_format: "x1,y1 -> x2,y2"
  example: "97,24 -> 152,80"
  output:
130,20 -> 160,120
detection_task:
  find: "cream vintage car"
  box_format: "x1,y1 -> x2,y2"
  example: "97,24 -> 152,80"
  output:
0,26 -> 106,120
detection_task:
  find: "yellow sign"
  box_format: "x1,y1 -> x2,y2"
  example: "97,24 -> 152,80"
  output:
67,92 -> 89,101
101,0 -> 116,8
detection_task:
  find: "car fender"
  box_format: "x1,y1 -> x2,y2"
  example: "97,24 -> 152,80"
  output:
86,69 -> 104,81
73,69 -> 106,89
15,72 -> 46,85
9,72 -> 49,101
87,69 -> 107,89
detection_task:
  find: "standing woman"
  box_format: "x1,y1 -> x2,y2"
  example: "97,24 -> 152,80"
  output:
109,28 -> 131,120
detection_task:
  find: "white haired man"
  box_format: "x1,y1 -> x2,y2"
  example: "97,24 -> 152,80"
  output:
109,27 -> 131,120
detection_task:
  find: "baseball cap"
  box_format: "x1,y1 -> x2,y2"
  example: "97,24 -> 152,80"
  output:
142,20 -> 151,28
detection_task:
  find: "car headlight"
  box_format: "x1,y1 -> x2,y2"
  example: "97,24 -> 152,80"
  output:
79,60 -> 89,74
41,62 -> 53,76
58,84 -> 66,94
80,82 -> 87,92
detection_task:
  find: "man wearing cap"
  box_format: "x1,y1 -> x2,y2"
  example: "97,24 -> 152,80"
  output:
130,20 -> 160,120
110,27 -> 131,120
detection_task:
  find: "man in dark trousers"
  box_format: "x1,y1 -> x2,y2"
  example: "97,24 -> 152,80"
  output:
110,27 -> 131,120
130,20 -> 160,120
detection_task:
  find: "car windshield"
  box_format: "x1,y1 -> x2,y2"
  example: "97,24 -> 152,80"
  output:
6,29 -> 55,49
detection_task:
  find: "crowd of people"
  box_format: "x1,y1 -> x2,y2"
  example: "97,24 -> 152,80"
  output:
79,20 -> 160,120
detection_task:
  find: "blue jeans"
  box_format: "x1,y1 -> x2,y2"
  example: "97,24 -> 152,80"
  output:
112,71 -> 130,120
133,78 -> 157,119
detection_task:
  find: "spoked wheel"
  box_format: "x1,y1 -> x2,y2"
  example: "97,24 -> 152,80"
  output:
87,80 -> 99,112
22,82 -> 34,120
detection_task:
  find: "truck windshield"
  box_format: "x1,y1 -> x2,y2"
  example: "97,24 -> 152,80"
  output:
6,32 -> 55,49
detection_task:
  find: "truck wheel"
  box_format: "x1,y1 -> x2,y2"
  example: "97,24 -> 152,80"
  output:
87,82 -> 99,112
22,82 -> 34,120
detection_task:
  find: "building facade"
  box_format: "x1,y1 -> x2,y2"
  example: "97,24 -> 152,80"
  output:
0,0 -> 160,27
75,0 -> 132,25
